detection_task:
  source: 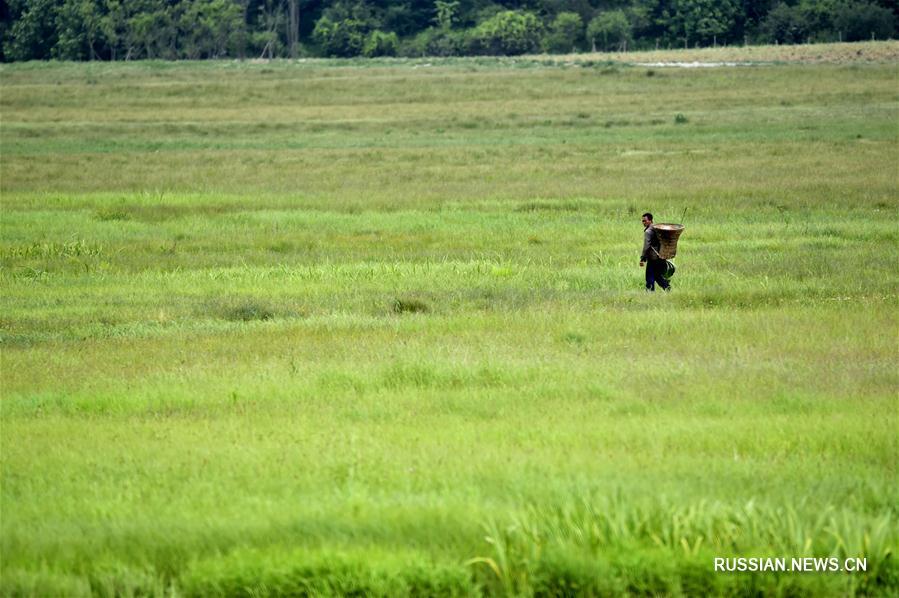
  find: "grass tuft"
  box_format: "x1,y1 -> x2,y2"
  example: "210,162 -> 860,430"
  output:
213,299 -> 276,322
392,297 -> 429,314
94,207 -> 131,221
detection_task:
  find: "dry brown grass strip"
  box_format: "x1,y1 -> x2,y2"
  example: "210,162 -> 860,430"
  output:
531,40 -> 899,65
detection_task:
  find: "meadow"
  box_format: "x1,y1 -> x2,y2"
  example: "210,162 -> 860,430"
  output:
1,43 -> 897,596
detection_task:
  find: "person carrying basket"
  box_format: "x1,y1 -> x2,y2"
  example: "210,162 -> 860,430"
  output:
639,212 -> 671,292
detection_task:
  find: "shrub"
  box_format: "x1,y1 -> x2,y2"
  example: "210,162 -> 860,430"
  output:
392,297 -> 429,314
363,30 -> 398,57
221,300 -> 274,322
312,16 -> 367,57
401,27 -> 469,57
468,11 -> 543,56
94,207 -> 131,221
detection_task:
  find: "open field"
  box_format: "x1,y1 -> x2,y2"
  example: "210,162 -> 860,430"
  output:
1,44 -> 898,596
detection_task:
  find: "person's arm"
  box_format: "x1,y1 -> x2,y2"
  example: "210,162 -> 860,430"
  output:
640,228 -> 652,264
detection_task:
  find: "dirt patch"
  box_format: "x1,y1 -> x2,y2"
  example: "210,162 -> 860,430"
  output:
636,61 -> 757,68
532,41 -> 899,66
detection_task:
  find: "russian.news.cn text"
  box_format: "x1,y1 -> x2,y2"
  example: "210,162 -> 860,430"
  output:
714,557 -> 867,573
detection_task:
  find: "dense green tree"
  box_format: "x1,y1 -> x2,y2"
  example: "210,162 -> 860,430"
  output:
799,0 -> 841,38
540,0 -> 595,26
469,10 -> 543,55
312,15 -> 366,55
362,29 -> 397,55
320,0 -> 381,29
759,3 -> 810,43
833,0 -> 895,41
380,1 -> 431,37
587,10 -> 632,51
247,0 -> 284,59
760,0 -> 894,44
434,0 -> 460,29
668,0 -> 739,47
741,0 -> 777,25
129,4 -> 176,59
403,26 -> 468,56
178,0 -> 244,59
98,0 -> 127,60
312,0 -> 383,56
6,0 -> 58,61
544,11 -> 584,52
54,0 -> 104,60
0,1 -> 13,60
1,0 -> 895,62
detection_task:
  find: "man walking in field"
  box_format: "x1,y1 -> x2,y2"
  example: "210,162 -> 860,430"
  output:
640,212 -> 670,292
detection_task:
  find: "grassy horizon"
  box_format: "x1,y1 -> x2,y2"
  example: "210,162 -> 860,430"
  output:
1,47 -> 897,596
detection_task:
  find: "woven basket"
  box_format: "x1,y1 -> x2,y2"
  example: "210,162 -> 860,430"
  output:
654,223 -> 685,259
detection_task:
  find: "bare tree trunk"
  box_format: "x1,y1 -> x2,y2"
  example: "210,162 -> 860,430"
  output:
260,39 -> 272,59
288,0 -> 299,59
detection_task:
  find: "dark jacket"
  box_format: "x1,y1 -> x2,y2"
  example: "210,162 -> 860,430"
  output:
641,225 -> 662,262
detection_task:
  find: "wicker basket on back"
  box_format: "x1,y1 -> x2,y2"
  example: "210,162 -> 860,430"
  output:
653,223 -> 685,259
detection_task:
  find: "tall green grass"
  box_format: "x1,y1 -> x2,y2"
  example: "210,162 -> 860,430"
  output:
1,51 -> 897,595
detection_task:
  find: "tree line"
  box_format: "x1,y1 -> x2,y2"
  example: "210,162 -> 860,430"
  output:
2,0 -> 896,62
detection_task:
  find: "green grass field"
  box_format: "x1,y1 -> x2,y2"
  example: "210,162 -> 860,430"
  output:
1,44 -> 897,596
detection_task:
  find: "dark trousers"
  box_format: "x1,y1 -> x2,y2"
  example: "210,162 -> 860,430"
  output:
645,259 -> 670,291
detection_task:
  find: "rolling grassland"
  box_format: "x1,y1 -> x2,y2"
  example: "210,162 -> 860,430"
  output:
1,44 -> 897,595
